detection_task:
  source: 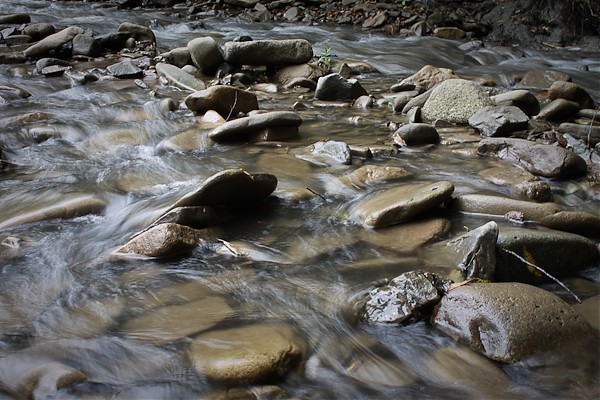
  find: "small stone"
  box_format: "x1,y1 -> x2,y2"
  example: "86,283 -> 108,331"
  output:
447,221 -> 498,280
491,89 -> 540,117
307,140 -> 352,165
156,62 -> 205,91
537,98 -> 580,121
548,80 -> 594,108
363,11 -> 387,29
399,65 -> 459,91
209,111 -> 302,142
433,27 -> 466,39
107,60 -> 143,79
340,165 -> 411,188
392,123 -> 439,145
518,69 -> 571,89
314,73 -> 368,101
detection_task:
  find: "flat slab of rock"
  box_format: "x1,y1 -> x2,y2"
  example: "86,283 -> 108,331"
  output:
116,223 -> 207,258
185,85 -> 258,118
359,217 -> 450,253
223,39 -> 313,66
107,60 -> 143,79
478,137 -> 587,179
188,324 -> 306,383
468,105 -> 529,137
209,111 -> 302,142
422,79 -> 493,124
431,282 -> 592,362
24,26 -> 85,58
451,194 -> 561,221
352,181 -> 454,228
156,62 -> 205,91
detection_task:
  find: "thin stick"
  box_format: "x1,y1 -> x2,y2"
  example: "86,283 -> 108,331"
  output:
499,248 -> 582,303
225,91 -> 238,121
217,238 -> 239,256
306,187 -> 326,200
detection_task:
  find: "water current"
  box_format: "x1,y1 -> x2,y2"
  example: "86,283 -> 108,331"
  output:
0,1 -> 599,398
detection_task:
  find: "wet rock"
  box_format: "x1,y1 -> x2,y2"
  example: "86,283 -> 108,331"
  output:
574,295 -> 600,331
161,46 -> 192,68
209,111 -> 302,142
352,181 -> 455,228
477,137 -> 587,178
314,73 -> 368,101
223,39 -> 313,66
431,282 -> 592,362
548,80 -> 594,108
116,223 -> 208,258
559,122 -> 600,146
518,69 -> 571,89
433,27 -> 466,39
401,90 -> 431,114
96,31 -> 130,51
422,79 -> 493,124
34,57 -> 70,74
363,270 -> 450,324
151,205 -> 231,230
274,63 -> 322,86
16,362 -> 86,400
24,26 -> 85,58
107,60 -> 143,79
451,194 -> 561,221
468,105 -> 529,137
0,13 -> 31,24
3,34 -> 32,45
168,169 -> 278,210
0,194 -> 106,230
392,123 -> 439,145
537,98 -> 580,121
359,217 -> 450,253
0,52 -> 27,64
392,92 -> 418,112
117,22 -> 155,43
41,64 -> 69,77
448,221 -> 498,280
22,23 -> 55,41
538,211 -> 600,236
491,89 -> 540,116
479,166 -> 552,202
184,85 -> 258,118
187,36 -> 223,74
363,10 -> 387,29
215,239 -> 291,264
495,228 -> 599,283
340,165 -> 412,188
188,324 -> 306,384
121,296 -> 234,344
156,62 -> 205,91
353,95 -> 373,109
157,112 -> 222,153
72,33 -> 101,57
399,65 -> 459,91
304,140 -> 352,165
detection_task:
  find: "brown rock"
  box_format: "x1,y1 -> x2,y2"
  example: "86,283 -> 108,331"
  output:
399,65 -> 459,91
185,85 -> 258,118
116,223 -> 208,258
548,80 -> 594,108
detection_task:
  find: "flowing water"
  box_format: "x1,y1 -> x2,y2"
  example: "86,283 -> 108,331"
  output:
0,1 -> 599,398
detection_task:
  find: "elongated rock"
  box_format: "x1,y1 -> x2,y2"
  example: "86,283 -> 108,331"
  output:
451,194 -> 561,221
156,62 -> 205,91
223,39 -> 313,66
209,111 -> 302,142
116,223 -> 207,258
448,221 -> 498,280
24,26 -> 85,58
185,85 -> 258,118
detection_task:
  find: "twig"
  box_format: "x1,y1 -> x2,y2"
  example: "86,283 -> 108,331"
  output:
306,187 -> 326,200
217,238 -> 240,256
499,248 -> 582,303
225,91 -> 238,121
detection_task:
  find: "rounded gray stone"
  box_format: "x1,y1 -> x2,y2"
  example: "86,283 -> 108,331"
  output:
422,79 -> 493,123
187,37 -> 223,73
392,123 -> 439,145
209,111 -> 302,142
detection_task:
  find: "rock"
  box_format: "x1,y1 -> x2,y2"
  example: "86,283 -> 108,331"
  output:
451,194 -> 561,221
392,92 -> 418,112
24,26 -> 85,58
156,62 -> 205,91
518,69 -> 571,89
184,85 -> 258,118
274,63 -> 322,86
72,33 -> 101,57
548,80 -> 594,108
314,73 -> 368,101
479,166 -> 552,202
16,363 -> 86,400
495,228 -> 599,283
352,181 -> 455,228
167,169 -> 277,210
161,47 -> 192,68
448,221 -> 498,280
284,6 -> 300,21
0,52 -> 27,64
401,90 -> 431,114
491,89 -> 540,116
107,60 -> 143,79
574,295 -> 600,331
363,270 -> 450,324
0,13 -> 30,24
117,22 -> 155,43
304,140 -> 352,165
340,165 -> 412,188
477,137 -> 587,178
223,39 -> 313,66
353,95 -> 373,109
559,122 -> 600,146
22,23 -> 55,41
209,111 -> 302,142
421,79 -> 493,124
224,0 -> 259,6
187,37 -> 223,74
399,65 -> 459,91
392,123 -> 440,145
96,32 -> 130,51
363,10 -> 387,29
188,324 -> 305,383
538,211 -> 600,236
432,282 -> 592,362
468,106 -> 529,137
433,27 -> 466,39
116,223 -> 208,258
41,64 -> 69,77
121,296 -> 234,344
151,205 -> 230,230
537,98 -> 580,121
0,195 -> 106,230
3,34 -> 32,45
35,57 -> 70,73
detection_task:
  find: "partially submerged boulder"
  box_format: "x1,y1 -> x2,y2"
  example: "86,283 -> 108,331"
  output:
116,223 -> 209,258
448,221 -> 498,280
209,111 -> 302,142
185,85 -> 258,118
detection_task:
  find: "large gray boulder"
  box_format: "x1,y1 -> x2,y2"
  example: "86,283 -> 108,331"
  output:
209,111 -> 302,142
431,282 -> 592,362
184,85 -> 258,118
468,106 -> 529,137
223,39 -> 313,66
421,79 -> 493,123
314,73 -> 368,101
24,26 -> 85,58
477,137 -> 587,178
187,37 -> 223,73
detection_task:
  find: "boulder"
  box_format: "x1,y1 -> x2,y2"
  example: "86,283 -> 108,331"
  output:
188,324 -> 306,383
448,221 -> 498,280
24,26 -> 85,58
537,98 -> 580,121
518,69 -> 571,89
491,89 -> 540,116
495,227 -> 599,283
451,194 -> 561,221
399,65 -> 459,91
150,205 -> 231,230
107,60 -> 143,79
187,37 -> 223,74
477,137 -> 587,178
468,106 -> 529,137
431,282 -> 592,362
156,62 -> 205,91
538,211 -> 600,236
116,223 -> 209,258
22,23 -> 56,41
184,85 -> 258,118
352,181 -> 455,228
548,80 -> 594,108
314,73 -> 368,101
72,33 -> 101,57
421,79 -> 493,124
392,123 -> 439,145
559,122 -> 600,146
479,166 -> 552,202
161,47 -> 192,68
223,39 -> 313,66
340,165 -> 412,188
209,111 -> 302,142
117,22 -> 155,43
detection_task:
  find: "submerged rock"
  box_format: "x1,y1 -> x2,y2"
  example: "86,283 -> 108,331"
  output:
421,79 -> 493,123
448,221 -> 498,280
185,85 -> 258,118
209,111 -> 302,142
340,165 -> 412,188
431,282 -> 592,362
116,223 -> 209,258
223,39 -> 313,66
360,217 -> 451,253
478,166 -> 552,202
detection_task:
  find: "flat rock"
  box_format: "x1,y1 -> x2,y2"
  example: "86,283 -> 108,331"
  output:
156,62 -> 205,91
477,137 -> 587,178
184,85 -> 258,118
188,324 -> 306,383
209,111 -> 302,142
433,27 -> 466,39
537,98 -> 580,121
421,79 -> 493,124
495,227 -> 599,283
538,211 -> 600,236
340,165 -> 412,188
392,123 -> 439,145
468,105 -> 529,137
451,194 -> 561,221
431,282 -> 592,362
360,217 -> 451,253
479,166 -> 552,202
352,181 -> 455,228
314,73 -> 368,101
491,89 -> 540,116
223,39 -> 313,66
24,26 -> 85,58
187,36 -> 223,73
447,221 -> 498,280
107,60 -> 143,79
399,65 -> 459,91
302,140 -> 352,165
548,80 -> 594,109
0,13 -> 31,24
116,223 -> 208,258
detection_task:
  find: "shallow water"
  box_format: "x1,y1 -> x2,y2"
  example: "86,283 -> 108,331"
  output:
0,0 -> 599,398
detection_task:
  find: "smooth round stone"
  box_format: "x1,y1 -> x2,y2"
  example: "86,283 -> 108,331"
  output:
188,324 -> 306,383
184,85 -> 258,118
491,89 -> 540,116
116,223 -> 209,258
537,98 -> 580,121
451,194 -> 561,221
340,165 -> 412,188
392,123 -> 440,145
187,36 -> 223,73
156,62 -> 205,91
538,211 -> 600,236
352,181 -> 455,228
209,111 -> 302,142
